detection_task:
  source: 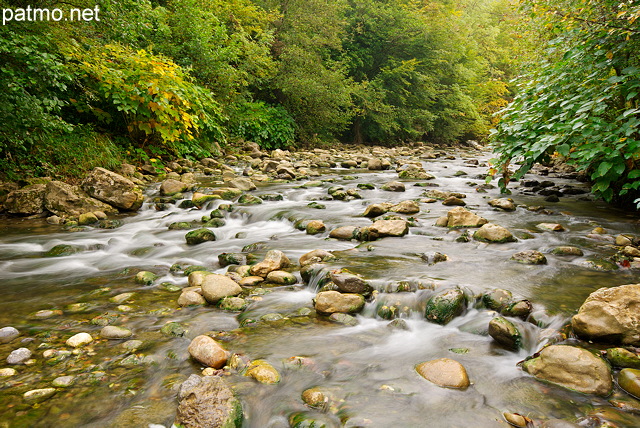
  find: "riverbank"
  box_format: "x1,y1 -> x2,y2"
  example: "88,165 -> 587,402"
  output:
1,143 -> 640,427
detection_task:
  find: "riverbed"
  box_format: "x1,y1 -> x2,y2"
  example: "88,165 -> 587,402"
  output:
1,146 -> 639,427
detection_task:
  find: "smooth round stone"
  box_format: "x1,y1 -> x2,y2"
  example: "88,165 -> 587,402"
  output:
109,292 -> 135,304
23,388 -> 57,404
52,375 -> 75,387
245,360 -> 281,384
66,332 -> 93,348
116,305 -> 134,312
618,368 -> 640,398
416,358 -> 470,389
32,310 -> 63,319
7,347 -> 32,364
122,340 -> 144,352
100,326 -> 133,339
0,368 -> 17,376
188,335 -> 229,369
0,326 -> 19,344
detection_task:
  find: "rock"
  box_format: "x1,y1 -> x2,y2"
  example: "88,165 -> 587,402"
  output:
185,228 -> 216,245
66,332 -> 93,348
363,203 -> 390,218
188,335 -> 229,368
618,368 -> 640,398
571,283 -> 640,345
81,167 -> 143,210
616,235 -> 634,246
218,297 -> 247,311
329,226 -> 358,240
605,348 -> 640,369
489,198 -> 516,211
5,184 -> 46,214
501,300 -> 533,319
211,187 -> 243,200
227,177 -> 256,191
488,317 -> 522,350
0,368 -> 17,376
192,193 -> 220,207
52,375 -> 75,388
100,326 -> 133,339
250,250 -> 290,277
622,246 -> 640,258
306,220 -> 326,235
522,345 -> 613,396
390,200 -> 420,214
7,347 -> 32,364
176,374 -> 243,428
239,276 -> 264,286
178,290 -> 207,307
161,322 -> 186,337
482,289 -> 512,311
44,180 -> 117,217
330,271 -> 372,295
160,179 -> 188,196
218,253 -> 246,267
416,358 -> 470,389
511,250 -> 547,265
201,274 -> 242,303
503,412 -> 532,428
381,181 -> 405,192
266,270 -> 297,285
551,246 -> 584,256
78,212 -> 98,225
537,223 -> 565,232
45,244 -> 80,257
245,360 -> 281,384
0,326 -> 19,344
370,219 -> 409,237
238,194 -> 262,204
424,288 -> 466,325
135,271 -> 157,285
329,313 -> 358,326
23,388 -> 57,404
299,249 -> 335,267
367,158 -> 383,170
314,291 -> 365,314
444,206 -> 488,228
473,223 -> 517,243
188,270 -> 212,287
540,420 -> 580,428
442,196 -> 466,206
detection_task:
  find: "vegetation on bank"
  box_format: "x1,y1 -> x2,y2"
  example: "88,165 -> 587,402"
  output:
489,0 -> 640,207
1,0 -> 638,207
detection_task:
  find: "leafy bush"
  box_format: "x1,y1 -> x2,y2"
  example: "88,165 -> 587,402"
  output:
229,101 -> 295,150
69,43 -> 226,157
490,1 -> 640,205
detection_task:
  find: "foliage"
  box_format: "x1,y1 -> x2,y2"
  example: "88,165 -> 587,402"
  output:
490,0 -> 640,205
229,101 -> 295,149
69,43 -> 226,156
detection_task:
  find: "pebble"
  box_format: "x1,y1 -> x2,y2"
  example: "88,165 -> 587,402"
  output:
23,388 -> 57,404
66,332 -> 93,348
0,326 -> 19,344
100,326 -> 133,339
7,347 -> 32,364
0,368 -> 17,376
52,375 -> 75,387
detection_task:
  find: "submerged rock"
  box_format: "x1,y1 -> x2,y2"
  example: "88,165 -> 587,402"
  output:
571,283 -> 640,346
416,358 -> 470,389
201,274 -> 242,304
100,326 -> 133,339
245,360 -> 281,384
618,368 -> 640,398
66,332 -> 93,348
511,250 -> 547,265
551,246 -> 584,256
0,326 -> 19,344
176,374 -> 242,428
522,345 -> 612,396
605,348 -> 640,369
7,348 -> 32,365
488,198 -> 516,211
23,388 -> 57,404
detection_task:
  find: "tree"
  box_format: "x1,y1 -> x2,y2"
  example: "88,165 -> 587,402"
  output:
490,0 -> 640,205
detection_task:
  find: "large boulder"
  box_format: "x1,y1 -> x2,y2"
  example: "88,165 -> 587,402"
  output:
522,345 -> 613,396
81,167 -> 144,211
160,179 -> 188,196
443,206 -> 487,228
176,375 -> 242,428
201,274 -> 242,304
315,291 -> 365,314
571,283 -> 640,346
249,250 -> 290,277
188,335 -> 229,368
4,184 -> 46,214
44,181 -> 117,217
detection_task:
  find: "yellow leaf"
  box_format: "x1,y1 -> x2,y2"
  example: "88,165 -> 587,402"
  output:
606,51 -> 613,59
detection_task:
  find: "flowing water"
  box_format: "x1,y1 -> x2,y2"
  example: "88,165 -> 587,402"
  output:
1,149 -> 639,427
